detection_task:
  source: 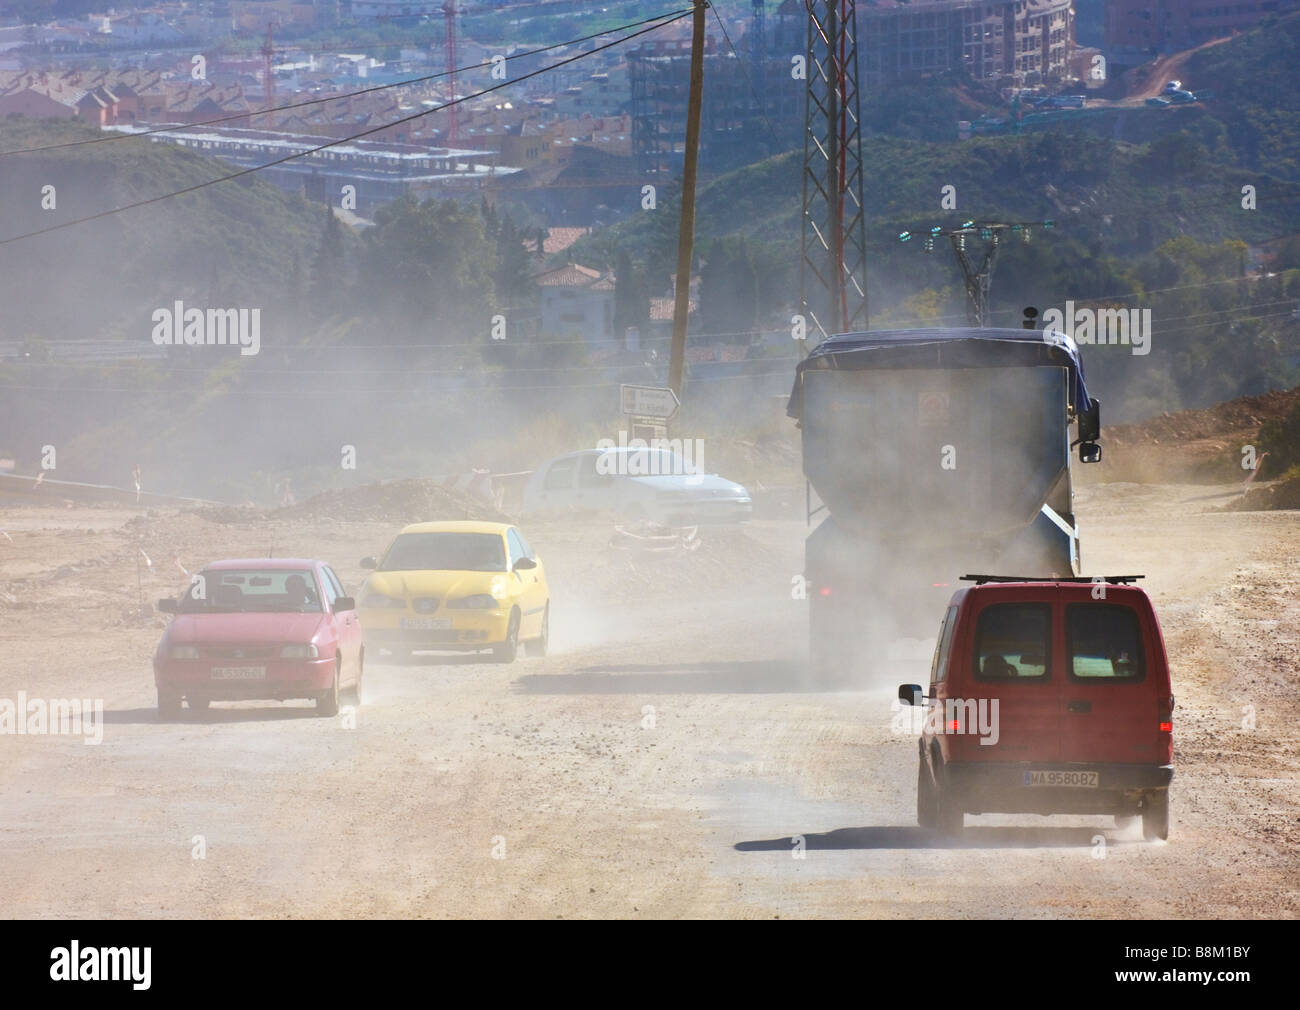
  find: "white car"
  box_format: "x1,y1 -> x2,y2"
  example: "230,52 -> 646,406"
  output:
522,448 -> 752,526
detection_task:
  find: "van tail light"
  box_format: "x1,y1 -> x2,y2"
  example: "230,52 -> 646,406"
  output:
818,586 -> 832,597
1158,696 -> 1174,734
947,719 -> 960,733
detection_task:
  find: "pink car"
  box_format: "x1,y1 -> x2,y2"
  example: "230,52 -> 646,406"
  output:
153,559 -> 363,718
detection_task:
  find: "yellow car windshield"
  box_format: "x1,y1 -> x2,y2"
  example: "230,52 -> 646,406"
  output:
380,533 -> 506,573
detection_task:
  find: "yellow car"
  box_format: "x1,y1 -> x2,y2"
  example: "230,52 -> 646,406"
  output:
357,521 -> 548,663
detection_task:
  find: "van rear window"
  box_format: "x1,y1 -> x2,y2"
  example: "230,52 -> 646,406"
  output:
1067,605 -> 1144,680
974,604 -> 1050,680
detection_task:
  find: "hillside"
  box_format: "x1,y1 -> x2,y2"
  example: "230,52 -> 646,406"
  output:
1187,9 -> 1300,180
0,118 -> 327,343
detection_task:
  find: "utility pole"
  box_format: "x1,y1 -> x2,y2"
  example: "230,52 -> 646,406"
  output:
799,0 -> 868,348
898,220 -> 1054,327
667,0 -> 707,398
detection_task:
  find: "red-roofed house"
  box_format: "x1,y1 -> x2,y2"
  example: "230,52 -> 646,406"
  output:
534,262 -> 617,345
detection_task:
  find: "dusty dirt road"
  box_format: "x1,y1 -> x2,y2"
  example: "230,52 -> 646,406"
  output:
0,482 -> 1297,918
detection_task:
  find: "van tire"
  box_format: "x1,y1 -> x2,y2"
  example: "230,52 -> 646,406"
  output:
158,689 -> 181,719
935,768 -> 964,836
1142,791 -> 1169,841
916,758 -> 937,829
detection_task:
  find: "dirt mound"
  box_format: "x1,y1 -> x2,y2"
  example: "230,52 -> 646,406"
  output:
1110,387 -> 1300,445
1223,475 -> 1300,512
1094,385 -> 1300,485
271,479 -> 512,525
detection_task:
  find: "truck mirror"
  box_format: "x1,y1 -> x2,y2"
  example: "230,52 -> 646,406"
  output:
898,683 -> 924,707
1078,396 -> 1101,443
1079,442 -> 1102,464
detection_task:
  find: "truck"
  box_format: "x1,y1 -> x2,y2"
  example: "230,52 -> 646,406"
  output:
785,327 -> 1102,682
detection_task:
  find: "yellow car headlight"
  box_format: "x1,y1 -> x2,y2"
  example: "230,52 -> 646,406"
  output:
445,594 -> 498,609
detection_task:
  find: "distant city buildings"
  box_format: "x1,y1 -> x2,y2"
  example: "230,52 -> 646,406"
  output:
856,0 -> 1075,86
106,122 -> 515,212
0,69 -> 251,126
628,34 -> 802,178
1103,0 -> 1299,60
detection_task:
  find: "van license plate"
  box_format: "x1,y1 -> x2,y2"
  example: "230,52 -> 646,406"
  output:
1024,770 -> 1098,788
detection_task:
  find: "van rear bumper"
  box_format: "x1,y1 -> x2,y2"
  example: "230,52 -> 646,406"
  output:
947,762 -> 1173,815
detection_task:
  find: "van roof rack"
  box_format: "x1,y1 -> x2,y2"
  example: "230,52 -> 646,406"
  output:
960,574 -> 1144,585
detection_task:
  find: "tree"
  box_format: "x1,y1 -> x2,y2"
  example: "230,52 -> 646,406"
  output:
494,214 -> 535,311
358,196 -> 496,344
1260,397 -> 1300,477
699,236 -> 759,338
1144,132 -> 1206,177
308,206 -> 347,321
613,249 -> 650,337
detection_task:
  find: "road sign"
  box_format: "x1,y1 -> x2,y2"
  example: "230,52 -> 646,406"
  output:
620,384 -> 679,420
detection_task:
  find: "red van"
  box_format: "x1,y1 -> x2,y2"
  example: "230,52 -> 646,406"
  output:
898,576 -> 1174,840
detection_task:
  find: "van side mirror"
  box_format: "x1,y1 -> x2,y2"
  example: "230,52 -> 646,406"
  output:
360,557 -> 377,570
157,598 -> 178,614
1079,441 -> 1102,464
898,683 -> 924,707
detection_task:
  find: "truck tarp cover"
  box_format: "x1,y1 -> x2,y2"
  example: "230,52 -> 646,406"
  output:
789,327 -> 1085,540
786,327 -> 1092,420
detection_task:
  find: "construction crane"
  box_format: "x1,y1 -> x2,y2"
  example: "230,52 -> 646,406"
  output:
261,22 -> 276,111
898,220 -> 1055,327
443,0 -> 459,145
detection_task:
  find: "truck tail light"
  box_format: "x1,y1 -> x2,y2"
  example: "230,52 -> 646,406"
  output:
818,586 -> 832,597
1158,696 -> 1173,733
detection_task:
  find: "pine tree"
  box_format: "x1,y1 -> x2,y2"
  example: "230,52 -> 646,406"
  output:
308,206 -> 345,320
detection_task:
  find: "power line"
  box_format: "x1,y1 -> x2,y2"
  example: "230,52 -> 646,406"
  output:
878,265 -> 1300,330
0,8 -> 691,158
0,11 -> 692,248
1,325 -> 816,350
0,367 -> 800,396
12,295 -> 1292,374
6,354 -> 801,375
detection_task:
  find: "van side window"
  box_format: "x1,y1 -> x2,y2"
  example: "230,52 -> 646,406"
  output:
930,605 -> 959,684
974,603 -> 1050,680
1067,604 -> 1145,680
544,457 -> 577,490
